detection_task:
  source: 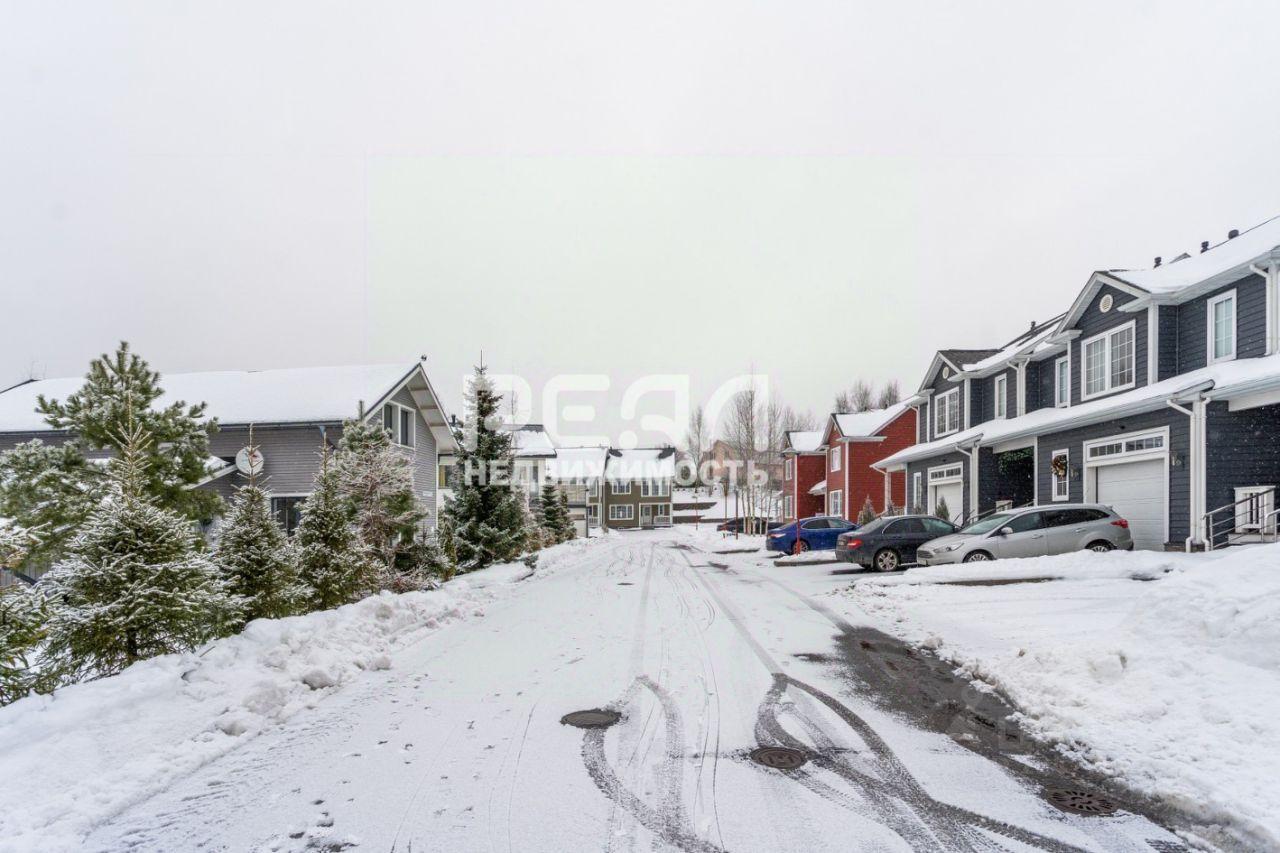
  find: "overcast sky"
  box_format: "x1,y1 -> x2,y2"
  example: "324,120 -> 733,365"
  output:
3,1 -> 1279,446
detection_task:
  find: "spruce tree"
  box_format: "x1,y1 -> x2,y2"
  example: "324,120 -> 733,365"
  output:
215,432 -> 308,624
557,490 -> 576,541
1,524 -> 50,704
35,342 -> 222,523
41,407 -> 241,681
0,440 -> 104,571
334,417 -> 423,575
538,482 -> 564,542
934,496 -> 951,523
857,496 -> 878,526
441,365 -> 528,570
294,445 -> 378,609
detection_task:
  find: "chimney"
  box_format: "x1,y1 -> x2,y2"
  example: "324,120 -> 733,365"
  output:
1228,229 -> 1240,239
1154,256 -> 1162,267
1201,241 -> 1210,253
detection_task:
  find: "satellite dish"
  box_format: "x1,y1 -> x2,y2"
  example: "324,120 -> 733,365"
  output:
236,446 -> 265,476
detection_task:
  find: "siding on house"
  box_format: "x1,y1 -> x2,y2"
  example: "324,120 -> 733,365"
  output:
924,367 -> 964,442
905,452 -> 969,521
387,385 -> 441,523
783,454 -> 826,521
206,424 -> 337,500
1157,305 -> 1180,381
1204,401 -> 1280,523
1174,273 -> 1267,374
1069,283 -> 1149,406
1033,357 -> 1058,412
976,445 -> 1035,513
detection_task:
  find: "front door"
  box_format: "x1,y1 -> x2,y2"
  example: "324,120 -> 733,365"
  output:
641,504 -> 653,526
990,510 -> 1049,559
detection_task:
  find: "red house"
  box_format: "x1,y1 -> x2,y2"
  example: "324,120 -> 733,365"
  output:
780,430 -> 826,522
819,403 -> 916,522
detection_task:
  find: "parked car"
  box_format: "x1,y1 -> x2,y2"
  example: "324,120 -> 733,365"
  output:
716,518 -> 783,534
916,504 -> 1132,565
766,516 -> 857,554
835,514 -> 958,571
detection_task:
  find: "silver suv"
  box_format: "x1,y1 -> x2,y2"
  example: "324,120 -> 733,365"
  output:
916,504 -> 1133,565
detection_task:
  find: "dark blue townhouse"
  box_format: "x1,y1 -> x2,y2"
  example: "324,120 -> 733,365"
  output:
876,217 -> 1280,550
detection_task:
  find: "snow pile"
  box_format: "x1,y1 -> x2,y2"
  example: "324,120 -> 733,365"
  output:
0,538 -> 596,853
844,544 -> 1280,849
864,548 -> 1197,586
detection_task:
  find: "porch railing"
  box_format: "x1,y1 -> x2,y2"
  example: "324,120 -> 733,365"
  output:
1202,488 -> 1278,550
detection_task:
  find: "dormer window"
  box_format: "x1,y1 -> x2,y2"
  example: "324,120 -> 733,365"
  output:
994,374 -> 1008,419
381,402 -> 415,447
1081,321 -> 1136,400
1208,290 -> 1236,364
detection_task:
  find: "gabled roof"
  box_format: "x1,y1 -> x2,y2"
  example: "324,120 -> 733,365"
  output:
781,430 -> 823,454
501,423 -> 557,458
0,362 -> 458,450
547,446 -> 609,480
824,401 -> 911,444
606,446 -> 676,480
954,315 -> 1065,377
916,350 -> 998,392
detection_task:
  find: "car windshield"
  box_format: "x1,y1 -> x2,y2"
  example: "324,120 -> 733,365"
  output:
856,518 -> 888,533
959,512 -> 1017,535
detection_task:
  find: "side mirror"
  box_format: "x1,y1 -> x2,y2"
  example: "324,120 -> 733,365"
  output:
999,527 -> 1014,537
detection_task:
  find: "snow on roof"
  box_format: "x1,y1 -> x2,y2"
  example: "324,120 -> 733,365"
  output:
808,480 -> 827,496
501,424 -> 557,458
0,363 -> 431,433
958,318 -> 1063,374
1107,215 -> 1280,295
547,446 -> 609,480
832,401 -> 911,439
607,447 -> 676,480
876,353 -> 1280,470
783,430 -> 823,453
670,487 -> 776,519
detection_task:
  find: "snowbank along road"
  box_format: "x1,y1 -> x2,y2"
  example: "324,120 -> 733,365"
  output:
80,530 -> 1193,852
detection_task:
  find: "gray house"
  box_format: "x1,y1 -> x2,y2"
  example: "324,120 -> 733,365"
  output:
878,217 -> 1280,551
0,361 -> 457,536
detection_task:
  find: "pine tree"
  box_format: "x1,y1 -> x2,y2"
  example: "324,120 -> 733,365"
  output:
0,439 -> 106,571
557,490 -> 576,541
538,483 -> 564,542
294,445 -> 379,610
334,417 -> 423,575
1,524 -> 51,705
857,495 -> 878,526
215,432 -> 307,624
41,407 -> 241,681
35,342 -> 222,523
442,365 -> 528,570
934,496 -> 951,523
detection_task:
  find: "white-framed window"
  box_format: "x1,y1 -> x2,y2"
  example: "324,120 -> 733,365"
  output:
1054,356 -> 1069,408
608,504 -> 634,521
1208,290 -> 1237,364
1051,449 -> 1069,501
934,388 -> 960,437
928,464 -> 962,482
588,480 -> 600,497
611,481 -> 631,495
829,445 -> 841,472
912,472 -> 923,510
1234,486 -> 1274,533
587,504 -> 599,519
784,495 -> 794,519
1087,434 -> 1164,460
1081,321 -> 1136,400
641,480 -> 670,497
828,489 -> 843,518
993,374 -> 1008,419
381,402 -> 415,447
784,457 -> 794,480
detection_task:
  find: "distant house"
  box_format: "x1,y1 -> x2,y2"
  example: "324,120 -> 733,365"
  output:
547,445 -> 609,536
780,430 -> 825,521
0,362 -> 458,538
502,423 -> 557,502
819,404 -> 916,522
601,447 -> 676,529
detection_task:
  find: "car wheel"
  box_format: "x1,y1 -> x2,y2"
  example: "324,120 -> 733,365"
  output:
874,549 -> 900,572
793,539 -> 809,555
962,551 -> 992,563
1087,540 -> 1114,553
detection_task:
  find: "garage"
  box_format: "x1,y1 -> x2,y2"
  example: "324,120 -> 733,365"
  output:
926,463 -> 965,525
1092,457 -> 1167,550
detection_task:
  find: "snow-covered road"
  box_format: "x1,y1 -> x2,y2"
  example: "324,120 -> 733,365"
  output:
80,532 -> 1189,852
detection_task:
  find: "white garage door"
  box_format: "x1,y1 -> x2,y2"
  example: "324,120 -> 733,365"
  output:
930,482 -> 964,524
1094,459 -> 1166,550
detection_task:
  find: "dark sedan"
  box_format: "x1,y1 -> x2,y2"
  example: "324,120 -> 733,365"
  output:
835,515 -> 959,571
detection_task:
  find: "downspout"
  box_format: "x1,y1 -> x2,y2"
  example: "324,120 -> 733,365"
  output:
1251,261 -> 1279,355
1167,397 -> 1198,551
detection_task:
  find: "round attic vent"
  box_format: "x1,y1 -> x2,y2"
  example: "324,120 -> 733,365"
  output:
942,366 -> 951,379
1099,294 -> 1114,313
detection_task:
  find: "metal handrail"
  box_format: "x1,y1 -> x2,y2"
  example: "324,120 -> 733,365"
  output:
1202,487 -> 1276,550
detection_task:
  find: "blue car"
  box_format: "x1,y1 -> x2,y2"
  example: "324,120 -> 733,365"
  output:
766,516 -> 857,555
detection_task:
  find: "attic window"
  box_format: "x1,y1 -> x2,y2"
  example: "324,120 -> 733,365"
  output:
381,402 -> 415,448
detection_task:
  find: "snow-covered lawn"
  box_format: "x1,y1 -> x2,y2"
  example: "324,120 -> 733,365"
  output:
840,544 -> 1280,850
0,538 -> 597,853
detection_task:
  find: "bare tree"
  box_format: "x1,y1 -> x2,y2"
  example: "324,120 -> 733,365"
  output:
683,404 -> 709,487
781,406 -> 818,432
876,380 -> 902,409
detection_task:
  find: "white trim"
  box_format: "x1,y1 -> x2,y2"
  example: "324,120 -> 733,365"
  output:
828,489 -> 844,519
1050,448 -> 1070,501
912,471 -> 923,511
379,401 -> 416,448
608,504 -> 634,521
1233,486 -> 1275,533
1080,320 -> 1137,401
1082,426 -> 1171,545
784,457 -> 794,480
993,374 -> 1008,420
1054,355 -> 1070,408
1015,362 -> 1027,417
927,463 -> 963,484
1032,437 -> 1039,504
829,445 -> 841,472
933,388 -> 960,438
611,481 -> 632,495
963,378 -> 972,430
1207,289 -> 1237,365
1147,304 -> 1159,386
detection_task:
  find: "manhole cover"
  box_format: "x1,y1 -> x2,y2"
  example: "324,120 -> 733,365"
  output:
1044,788 -> 1118,816
749,746 -> 808,770
617,582 -> 634,586
561,709 -> 621,729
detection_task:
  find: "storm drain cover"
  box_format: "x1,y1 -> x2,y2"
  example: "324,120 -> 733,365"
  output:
617,582 -> 634,586
749,746 -> 808,770
561,709 -> 621,729
1044,788 -> 1118,816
